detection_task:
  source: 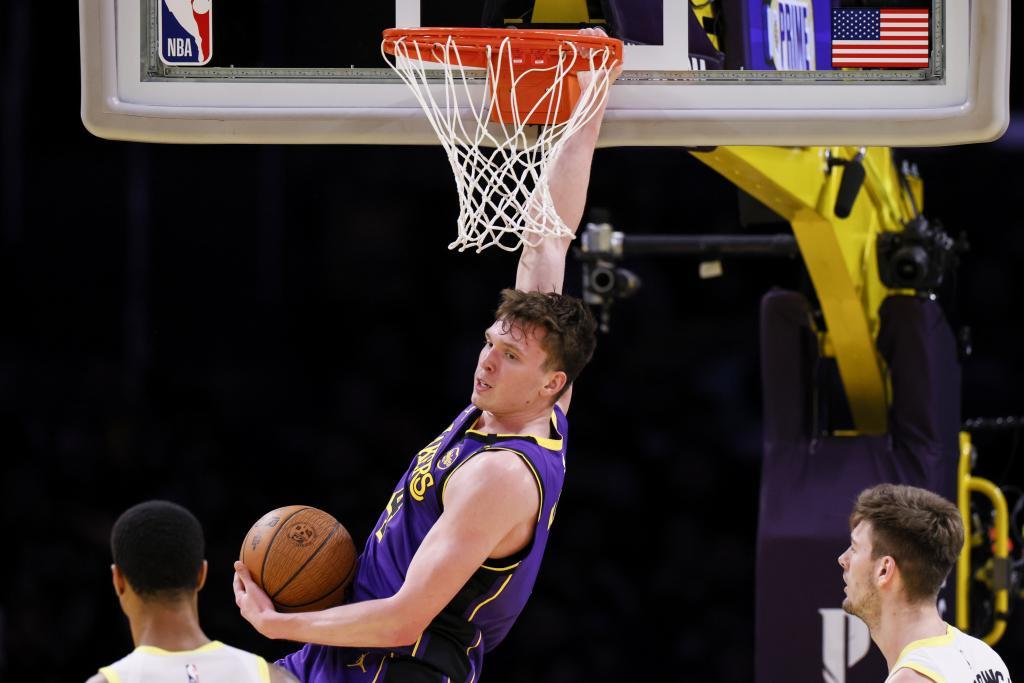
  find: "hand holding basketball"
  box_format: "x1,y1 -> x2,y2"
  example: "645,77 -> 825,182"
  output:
235,505 -> 358,626
233,562 -> 277,635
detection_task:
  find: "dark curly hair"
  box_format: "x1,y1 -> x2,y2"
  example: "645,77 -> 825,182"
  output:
495,289 -> 597,399
111,500 -> 205,600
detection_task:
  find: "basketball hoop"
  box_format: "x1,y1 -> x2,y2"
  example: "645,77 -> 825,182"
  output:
381,28 -> 622,252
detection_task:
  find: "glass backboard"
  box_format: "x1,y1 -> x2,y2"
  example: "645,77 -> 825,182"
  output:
79,0 -> 1010,146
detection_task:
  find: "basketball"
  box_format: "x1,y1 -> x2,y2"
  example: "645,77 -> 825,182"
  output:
239,505 -> 358,613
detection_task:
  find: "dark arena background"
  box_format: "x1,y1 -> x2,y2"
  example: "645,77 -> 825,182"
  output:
2,3 -> 1022,682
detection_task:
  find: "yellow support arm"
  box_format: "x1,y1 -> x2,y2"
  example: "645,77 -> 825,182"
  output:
957,432 -> 1010,646
530,0 -> 592,23
692,147 -> 918,434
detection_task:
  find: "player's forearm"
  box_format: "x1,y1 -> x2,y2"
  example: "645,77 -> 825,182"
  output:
515,89 -> 605,292
262,596 -> 423,648
545,121 -> 600,238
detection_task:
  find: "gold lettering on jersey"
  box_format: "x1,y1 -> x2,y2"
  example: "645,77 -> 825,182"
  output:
374,488 -> 405,543
408,449 -> 436,501
408,422 -> 455,501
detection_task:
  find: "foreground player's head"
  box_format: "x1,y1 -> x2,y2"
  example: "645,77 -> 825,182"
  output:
838,484 -> 963,625
472,289 -> 597,412
111,500 -> 207,605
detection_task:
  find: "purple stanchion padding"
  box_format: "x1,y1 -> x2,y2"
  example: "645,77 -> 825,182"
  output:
600,0 -> 662,45
755,291 -> 960,683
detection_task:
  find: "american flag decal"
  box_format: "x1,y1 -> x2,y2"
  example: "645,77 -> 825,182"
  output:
831,7 -> 929,68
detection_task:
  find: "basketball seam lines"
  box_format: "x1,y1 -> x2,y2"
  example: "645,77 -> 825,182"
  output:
260,507 -> 310,598
279,563 -> 356,609
271,522 -> 341,604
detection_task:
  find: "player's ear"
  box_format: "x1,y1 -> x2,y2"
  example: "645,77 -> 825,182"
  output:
876,555 -> 897,588
196,559 -> 208,592
543,370 -> 567,396
111,564 -> 127,596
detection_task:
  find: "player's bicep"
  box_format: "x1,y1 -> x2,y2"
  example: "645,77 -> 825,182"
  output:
391,453 -> 538,629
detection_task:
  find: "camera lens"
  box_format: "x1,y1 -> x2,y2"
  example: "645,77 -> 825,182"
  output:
589,266 -> 616,294
892,245 -> 929,286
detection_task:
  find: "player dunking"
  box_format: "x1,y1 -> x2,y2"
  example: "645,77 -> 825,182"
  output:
838,484 -> 1012,682
232,31 -> 620,683
89,500 -> 297,683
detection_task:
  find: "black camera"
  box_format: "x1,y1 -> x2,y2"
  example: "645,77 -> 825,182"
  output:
876,216 -> 958,291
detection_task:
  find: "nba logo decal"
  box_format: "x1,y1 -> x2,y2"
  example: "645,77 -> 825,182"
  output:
185,663 -> 200,682
159,0 -> 212,65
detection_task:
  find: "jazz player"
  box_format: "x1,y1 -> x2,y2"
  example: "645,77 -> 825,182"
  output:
89,500 -> 297,683
838,484 -> 1012,682
233,31 -> 620,683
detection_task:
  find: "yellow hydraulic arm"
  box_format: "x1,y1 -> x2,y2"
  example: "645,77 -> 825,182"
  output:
691,147 -> 921,435
957,432 -> 1011,645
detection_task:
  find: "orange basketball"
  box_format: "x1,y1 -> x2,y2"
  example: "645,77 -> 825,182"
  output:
239,505 -> 358,613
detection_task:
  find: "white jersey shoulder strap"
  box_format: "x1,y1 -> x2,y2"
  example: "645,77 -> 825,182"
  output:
99,641 -> 270,683
886,624 -> 1011,683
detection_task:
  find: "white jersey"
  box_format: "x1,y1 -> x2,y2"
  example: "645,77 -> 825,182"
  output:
99,641 -> 270,683
885,624 -> 1011,683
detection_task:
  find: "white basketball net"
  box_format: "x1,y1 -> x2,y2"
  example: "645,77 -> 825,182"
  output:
382,34 -> 618,252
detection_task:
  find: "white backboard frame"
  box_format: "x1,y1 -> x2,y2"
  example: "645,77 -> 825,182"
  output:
80,0 -> 1010,146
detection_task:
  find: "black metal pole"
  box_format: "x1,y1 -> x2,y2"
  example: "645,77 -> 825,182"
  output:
620,234 -> 799,256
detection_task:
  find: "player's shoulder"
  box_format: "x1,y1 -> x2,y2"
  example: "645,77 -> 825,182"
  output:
450,448 -> 537,488
889,667 -> 939,683
442,447 -> 540,513
269,663 -> 300,683
85,673 -> 109,683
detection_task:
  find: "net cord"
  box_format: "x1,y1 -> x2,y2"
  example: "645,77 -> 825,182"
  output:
382,35 -> 617,252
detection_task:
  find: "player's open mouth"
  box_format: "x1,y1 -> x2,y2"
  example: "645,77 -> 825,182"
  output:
476,378 -> 492,391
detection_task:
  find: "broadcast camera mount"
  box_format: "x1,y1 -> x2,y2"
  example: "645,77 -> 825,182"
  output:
575,216 -> 799,332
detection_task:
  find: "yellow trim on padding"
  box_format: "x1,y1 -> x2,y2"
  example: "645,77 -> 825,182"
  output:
468,574 -> 513,621
256,656 -> 271,683
465,410 -> 563,451
99,667 -> 120,683
412,632 -> 424,656
895,663 -> 946,683
135,641 -> 225,656
893,624 -> 954,666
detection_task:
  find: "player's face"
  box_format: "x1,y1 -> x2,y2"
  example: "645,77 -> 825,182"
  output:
472,319 -> 556,415
838,521 -> 881,623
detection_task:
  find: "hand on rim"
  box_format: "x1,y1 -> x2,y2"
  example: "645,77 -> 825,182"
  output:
574,27 -> 623,90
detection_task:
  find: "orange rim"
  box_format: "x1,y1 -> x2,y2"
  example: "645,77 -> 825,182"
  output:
381,27 -> 623,71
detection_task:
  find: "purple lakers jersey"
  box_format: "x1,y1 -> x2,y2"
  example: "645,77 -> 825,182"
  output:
279,404 -> 569,683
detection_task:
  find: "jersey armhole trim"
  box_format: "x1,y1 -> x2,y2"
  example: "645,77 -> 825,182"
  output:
98,667 -> 119,683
